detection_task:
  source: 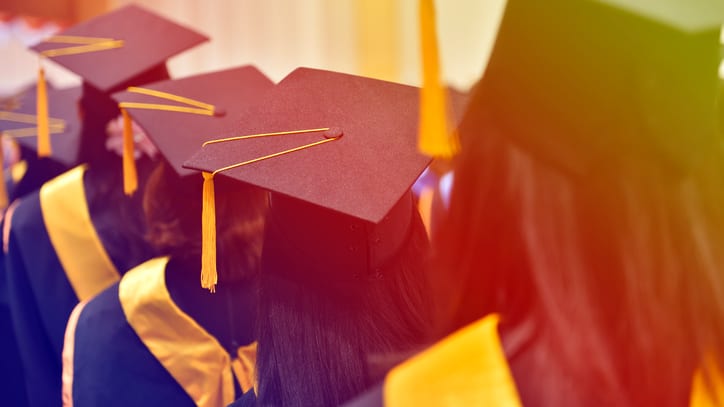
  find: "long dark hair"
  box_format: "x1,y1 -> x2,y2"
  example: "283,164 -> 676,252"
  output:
432,81 -> 724,405
255,211 -> 433,407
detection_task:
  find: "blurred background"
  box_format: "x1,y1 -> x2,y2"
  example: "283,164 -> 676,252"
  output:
0,0 -> 507,95
2,1 -> 723,97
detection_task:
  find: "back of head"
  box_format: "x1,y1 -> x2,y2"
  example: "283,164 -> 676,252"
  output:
432,1 -> 724,405
256,196 -> 433,407
77,64 -> 170,166
180,67 -> 448,406
78,65 -> 171,273
143,160 -> 267,283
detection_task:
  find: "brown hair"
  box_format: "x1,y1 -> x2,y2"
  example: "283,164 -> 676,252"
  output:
143,160 -> 268,282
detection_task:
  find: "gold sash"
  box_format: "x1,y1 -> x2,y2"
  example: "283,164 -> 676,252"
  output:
385,314 -> 522,407
119,257 -> 255,407
40,165 -> 119,301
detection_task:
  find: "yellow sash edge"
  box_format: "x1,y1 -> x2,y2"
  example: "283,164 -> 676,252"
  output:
62,300 -> 88,406
40,165 -> 119,301
10,159 -> 27,184
384,314 -> 522,407
691,355 -> 724,406
119,257 -> 238,407
417,187 -> 435,239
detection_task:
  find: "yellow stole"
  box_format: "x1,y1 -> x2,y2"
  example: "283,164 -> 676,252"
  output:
690,356 -> 724,406
119,257 -> 256,407
10,159 -> 27,184
40,165 -> 119,301
384,314 -> 522,407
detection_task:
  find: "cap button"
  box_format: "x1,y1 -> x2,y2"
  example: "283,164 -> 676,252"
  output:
323,127 -> 343,139
213,107 -> 227,117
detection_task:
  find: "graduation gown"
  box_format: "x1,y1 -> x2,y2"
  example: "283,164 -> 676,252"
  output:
0,159 -> 35,407
339,315 -> 522,407
65,256 -> 257,407
339,315 -> 724,407
4,164 -> 154,407
7,155 -> 69,203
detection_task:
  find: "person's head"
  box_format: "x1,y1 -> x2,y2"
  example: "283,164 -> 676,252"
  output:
113,65 -> 275,287
76,64 -> 170,166
182,67 -> 438,406
432,1 -> 724,405
143,159 -> 267,282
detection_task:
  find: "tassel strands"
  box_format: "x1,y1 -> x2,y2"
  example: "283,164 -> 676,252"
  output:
418,0 -> 459,158
201,171 -> 217,293
118,87 -> 217,196
197,128 -> 341,292
121,108 -> 138,196
36,61 -> 51,157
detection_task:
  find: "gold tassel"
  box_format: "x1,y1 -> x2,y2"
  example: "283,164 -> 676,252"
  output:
418,0 -> 458,158
0,138 -> 8,209
36,62 -> 51,157
201,171 -> 217,293
121,108 -> 138,196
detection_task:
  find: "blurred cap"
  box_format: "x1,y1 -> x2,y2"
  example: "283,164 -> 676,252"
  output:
31,4 -> 208,93
112,65 -> 275,177
470,0 -> 724,176
184,67 -> 431,281
0,85 -> 81,166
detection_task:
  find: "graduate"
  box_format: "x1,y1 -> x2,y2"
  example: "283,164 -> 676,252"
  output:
62,65 -> 274,407
3,5 -> 207,407
0,84 -> 81,407
183,67 -> 437,407
344,0 -> 724,406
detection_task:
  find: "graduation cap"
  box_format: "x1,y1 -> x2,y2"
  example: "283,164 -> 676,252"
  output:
29,4 -> 208,159
470,0 -> 724,177
111,65 -> 275,194
0,85 -> 81,166
0,85 -> 82,207
183,68 -> 431,291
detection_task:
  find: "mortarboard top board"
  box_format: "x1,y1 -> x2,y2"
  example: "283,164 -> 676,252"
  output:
184,67 -> 430,225
111,65 -> 275,178
472,0 -> 724,177
31,4 -> 208,93
0,85 -> 82,167
183,68 -> 431,285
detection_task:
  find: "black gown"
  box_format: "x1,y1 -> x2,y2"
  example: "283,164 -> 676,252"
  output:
65,256 -> 257,406
4,159 -> 155,407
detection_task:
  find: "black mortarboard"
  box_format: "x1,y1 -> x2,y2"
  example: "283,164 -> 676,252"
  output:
0,85 -> 81,167
28,4 -> 207,159
31,4 -> 208,93
112,65 -> 275,178
183,68 -> 430,289
472,0 -> 724,176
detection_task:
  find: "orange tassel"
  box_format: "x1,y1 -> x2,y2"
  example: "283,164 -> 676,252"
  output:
418,0 -> 458,158
121,108 -> 138,196
201,171 -> 217,292
36,63 -> 51,157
